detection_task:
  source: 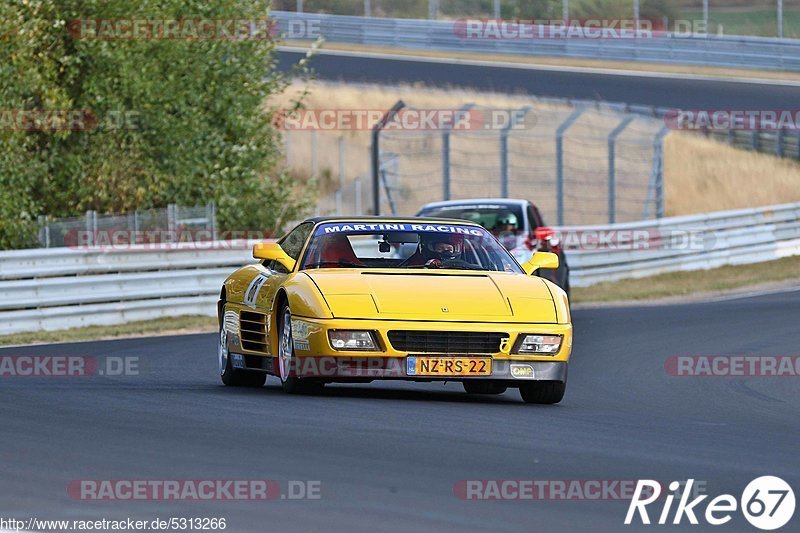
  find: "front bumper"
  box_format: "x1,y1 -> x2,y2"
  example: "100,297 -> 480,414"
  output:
230,314 -> 572,383
286,316 -> 572,360
282,356 -> 567,383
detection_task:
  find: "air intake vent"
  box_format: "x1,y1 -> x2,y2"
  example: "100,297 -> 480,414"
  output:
239,311 -> 268,353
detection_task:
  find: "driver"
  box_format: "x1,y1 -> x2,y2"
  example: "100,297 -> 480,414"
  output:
419,233 -> 463,262
493,213 -> 518,234
493,213 -> 519,250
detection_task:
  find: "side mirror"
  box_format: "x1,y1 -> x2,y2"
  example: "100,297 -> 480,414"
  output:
522,252 -> 559,276
253,243 -> 296,272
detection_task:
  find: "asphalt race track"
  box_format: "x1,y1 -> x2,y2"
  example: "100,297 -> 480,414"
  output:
277,49 -> 800,110
1,290 -> 798,532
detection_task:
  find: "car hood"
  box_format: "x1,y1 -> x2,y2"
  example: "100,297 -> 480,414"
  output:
302,270 -> 557,323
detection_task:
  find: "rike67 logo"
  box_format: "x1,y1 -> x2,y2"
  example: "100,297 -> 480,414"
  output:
626,477 -> 795,530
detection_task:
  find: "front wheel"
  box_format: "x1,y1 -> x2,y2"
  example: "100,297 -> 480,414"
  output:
277,304 -> 324,395
519,381 -> 566,404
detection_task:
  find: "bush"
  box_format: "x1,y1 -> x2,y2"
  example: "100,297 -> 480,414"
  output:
0,0 -> 313,249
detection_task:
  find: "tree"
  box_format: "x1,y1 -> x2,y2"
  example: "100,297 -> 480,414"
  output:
0,0 -> 312,249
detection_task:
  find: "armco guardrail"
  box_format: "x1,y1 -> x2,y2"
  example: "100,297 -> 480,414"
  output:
0,243 -> 259,335
1,202 -> 799,334
563,202 -> 800,287
273,11 -> 800,72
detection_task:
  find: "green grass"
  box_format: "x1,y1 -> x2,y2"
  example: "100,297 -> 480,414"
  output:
0,315 -> 217,347
683,8 -> 800,38
572,255 -> 800,304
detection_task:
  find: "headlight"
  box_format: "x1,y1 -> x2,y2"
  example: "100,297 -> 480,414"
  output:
515,334 -> 562,355
328,330 -> 378,351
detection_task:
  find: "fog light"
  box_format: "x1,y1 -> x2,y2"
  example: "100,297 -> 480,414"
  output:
328,330 -> 378,351
516,334 -> 562,355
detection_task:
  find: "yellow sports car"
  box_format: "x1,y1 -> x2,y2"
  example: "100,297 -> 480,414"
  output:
217,217 -> 572,404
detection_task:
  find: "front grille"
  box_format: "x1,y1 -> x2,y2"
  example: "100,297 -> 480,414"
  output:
239,311 -> 268,353
387,331 -> 508,354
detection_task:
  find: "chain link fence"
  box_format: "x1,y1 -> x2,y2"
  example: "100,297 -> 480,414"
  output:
37,204 -> 217,248
298,98 -> 668,225
377,103 -> 666,225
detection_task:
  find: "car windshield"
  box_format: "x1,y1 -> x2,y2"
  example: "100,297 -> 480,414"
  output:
417,204 -> 525,235
301,222 -> 523,273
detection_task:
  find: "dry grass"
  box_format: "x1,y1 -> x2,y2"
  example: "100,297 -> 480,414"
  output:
664,134 -> 800,216
275,80 -> 544,112
273,81 -> 800,217
273,82 -> 563,212
0,316 -> 217,347
572,255 -> 800,304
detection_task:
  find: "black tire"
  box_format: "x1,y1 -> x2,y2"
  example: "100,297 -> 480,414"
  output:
277,303 -> 325,395
219,314 -> 266,388
519,381 -> 566,404
462,381 -> 507,395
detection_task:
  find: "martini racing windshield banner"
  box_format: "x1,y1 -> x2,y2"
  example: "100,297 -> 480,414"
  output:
314,222 -> 486,237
